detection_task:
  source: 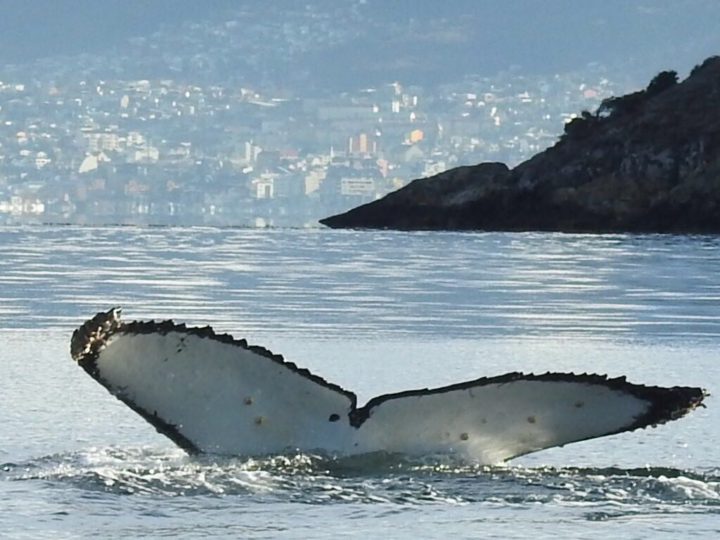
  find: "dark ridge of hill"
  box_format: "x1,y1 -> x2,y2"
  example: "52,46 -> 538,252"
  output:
321,56 -> 720,233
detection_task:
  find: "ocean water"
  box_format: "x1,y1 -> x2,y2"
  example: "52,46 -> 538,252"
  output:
0,226 -> 718,539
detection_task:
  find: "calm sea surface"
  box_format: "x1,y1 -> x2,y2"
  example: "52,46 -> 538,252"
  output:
1,226 -> 718,539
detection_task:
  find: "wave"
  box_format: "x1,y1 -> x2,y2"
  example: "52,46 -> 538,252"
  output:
3,447 -> 719,511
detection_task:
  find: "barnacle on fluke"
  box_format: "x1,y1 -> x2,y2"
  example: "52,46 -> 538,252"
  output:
71,308 -> 707,463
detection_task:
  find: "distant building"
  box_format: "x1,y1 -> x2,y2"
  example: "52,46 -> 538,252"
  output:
252,172 -> 277,199
133,146 -> 160,163
340,177 -> 375,197
85,132 -> 121,152
0,195 -> 45,215
348,132 -> 377,156
35,151 -> 51,169
408,129 -> 424,144
304,169 -> 326,195
78,152 -> 111,174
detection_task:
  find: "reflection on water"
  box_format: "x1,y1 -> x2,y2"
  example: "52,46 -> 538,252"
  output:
1,226 -> 720,341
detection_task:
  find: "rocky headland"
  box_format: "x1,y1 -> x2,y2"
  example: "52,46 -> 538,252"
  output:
321,56 -> 720,233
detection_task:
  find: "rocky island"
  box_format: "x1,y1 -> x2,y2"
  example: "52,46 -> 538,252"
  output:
321,56 -> 720,233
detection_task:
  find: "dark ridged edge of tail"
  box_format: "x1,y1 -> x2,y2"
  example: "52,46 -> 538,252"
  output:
71,307 -> 124,377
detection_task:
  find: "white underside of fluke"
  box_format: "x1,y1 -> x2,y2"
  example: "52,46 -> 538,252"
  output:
97,331 -> 358,456
71,309 -> 705,463
83,326 -> 682,464
351,380 -> 647,463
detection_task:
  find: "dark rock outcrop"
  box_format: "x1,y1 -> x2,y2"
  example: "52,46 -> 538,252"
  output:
321,56 -> 720,233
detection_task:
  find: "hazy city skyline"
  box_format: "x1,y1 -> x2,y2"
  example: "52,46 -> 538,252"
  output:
1,1 -> 719,226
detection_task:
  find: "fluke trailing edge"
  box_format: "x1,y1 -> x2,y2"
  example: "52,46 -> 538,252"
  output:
71,308 -> 707,463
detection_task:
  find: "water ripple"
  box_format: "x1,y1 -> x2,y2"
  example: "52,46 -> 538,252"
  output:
1,227 -> 720,343
4,448 -> 719,511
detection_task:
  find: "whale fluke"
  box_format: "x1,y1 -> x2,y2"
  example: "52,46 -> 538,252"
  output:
70,309 -> 707,463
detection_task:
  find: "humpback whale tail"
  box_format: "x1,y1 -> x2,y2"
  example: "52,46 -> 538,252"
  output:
71,309 -> 707,463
